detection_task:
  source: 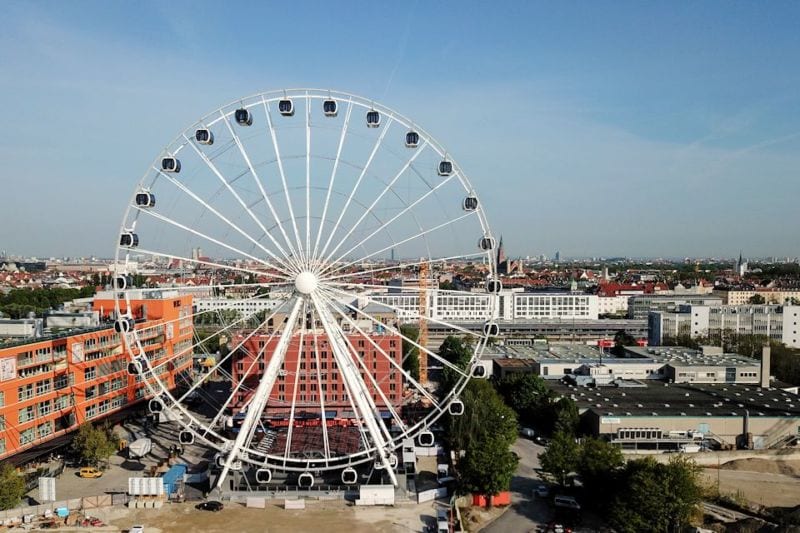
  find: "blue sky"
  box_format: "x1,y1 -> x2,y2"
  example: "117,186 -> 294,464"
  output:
1,1 -> 799,259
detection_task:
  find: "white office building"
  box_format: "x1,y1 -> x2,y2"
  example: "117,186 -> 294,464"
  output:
370,290 -> 599,322
649,304 -> 800,348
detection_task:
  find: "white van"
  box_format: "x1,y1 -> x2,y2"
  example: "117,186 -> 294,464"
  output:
553,495 -> 581,511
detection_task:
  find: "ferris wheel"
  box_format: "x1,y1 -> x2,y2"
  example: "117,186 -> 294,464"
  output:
113,89 -> 499,489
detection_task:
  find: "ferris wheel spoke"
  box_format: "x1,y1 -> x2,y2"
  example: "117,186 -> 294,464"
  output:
321,141 -> 428,269
217,297 -> 302,488
172,300 -> 291,406
205,307 -> 288,432
316,291 -> 410,430
323,286 -> 474,378
317,117 -> 395,266
181,135 -> 300,273
220,109 -> 304,270
309,291 -> 397,482
132,248 -> 287,281
309,305 -> 331,464
320,288 -> 440,410
324,212 -> 474,277
326,252 -> 485,282
325,280 -> 490,301
322,170 -> 462,275
312,99 -> 353,266
304,93 -> 312,261
282,301 -> 310,465
261,99 -> 306,265
145,168 -> 296,273
133,207 -> 290,277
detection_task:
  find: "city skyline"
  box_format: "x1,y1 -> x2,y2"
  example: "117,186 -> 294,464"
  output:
2,2 -> 800,258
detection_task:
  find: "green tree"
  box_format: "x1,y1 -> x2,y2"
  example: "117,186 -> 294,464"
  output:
578,437 -> 624,504
538,431 -> 580,486
71,423 -> 118,467
609,455 -> 702,533
438,336 -> 472,396
552,397 -> 579,435
399,324 -> 420,381
0,463 -> 25,510
494,373 -> 552,424
611,330 -> 638,355
446,380 -> 518,502
458,433 -> 518,505
748,294 -> 766,304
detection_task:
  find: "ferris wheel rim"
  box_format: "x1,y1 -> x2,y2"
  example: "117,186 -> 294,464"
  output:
113,88 -> 498,479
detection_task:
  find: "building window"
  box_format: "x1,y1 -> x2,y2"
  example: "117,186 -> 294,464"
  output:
19,428 -> 35,446
84,367 -> 96,381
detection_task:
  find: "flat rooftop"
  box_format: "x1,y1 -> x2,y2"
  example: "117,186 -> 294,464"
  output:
624,346 -> 760,367
547,380 -> 800,418
484,343 -> 614,362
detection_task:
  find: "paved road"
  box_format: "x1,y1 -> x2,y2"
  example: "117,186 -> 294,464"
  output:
483,438 -> 551,533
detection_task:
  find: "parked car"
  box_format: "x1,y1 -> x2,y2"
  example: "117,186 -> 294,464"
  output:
195,501 -> 224,512
78,467 -> 103,479
129,526 -> 145,533
553,495 -> 581,511
534,484 -> 550,498
519,427 -> 535,438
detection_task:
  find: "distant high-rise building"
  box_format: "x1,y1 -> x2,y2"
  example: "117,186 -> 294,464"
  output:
554,251 -> 560,262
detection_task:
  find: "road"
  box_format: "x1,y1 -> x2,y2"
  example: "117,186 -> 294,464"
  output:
482,437 -> 551,533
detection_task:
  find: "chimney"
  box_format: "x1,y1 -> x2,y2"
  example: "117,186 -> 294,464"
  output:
760,345 -> 771,388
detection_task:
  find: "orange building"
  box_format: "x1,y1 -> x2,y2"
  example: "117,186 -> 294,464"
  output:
0,289 -> 194,463
231,331 -> 403,419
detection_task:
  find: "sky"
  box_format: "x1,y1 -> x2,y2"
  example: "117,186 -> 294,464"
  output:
1,1 -> 800,260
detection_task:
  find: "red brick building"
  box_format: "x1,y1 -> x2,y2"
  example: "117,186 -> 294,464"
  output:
231,331 -> 403,419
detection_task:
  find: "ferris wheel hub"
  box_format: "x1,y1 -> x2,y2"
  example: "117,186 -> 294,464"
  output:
294,271 -> 319,295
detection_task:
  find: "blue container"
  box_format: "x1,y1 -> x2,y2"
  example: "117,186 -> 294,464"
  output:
161,464 -> 187,495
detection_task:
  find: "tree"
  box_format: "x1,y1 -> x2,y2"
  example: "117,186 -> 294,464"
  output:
447,380 -> 518,503
494,373 -> 552,424
399,324 -> 420,382
71,423 -> 118,467
611,330 -> 638,356
538,431 -> 580,487
609,455 -> 702,533
438,336 -> 472,396
748,294 -> 766,304
578,438 -> 624,504
0,463 -> 25,510
446,379 -> 517,452
458,433 -> 518,504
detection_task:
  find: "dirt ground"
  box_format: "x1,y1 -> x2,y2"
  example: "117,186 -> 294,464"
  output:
86,499 -> 439,533
702,458 -> 800,508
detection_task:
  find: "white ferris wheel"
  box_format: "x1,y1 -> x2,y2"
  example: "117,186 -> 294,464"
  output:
114,89 -> 500,489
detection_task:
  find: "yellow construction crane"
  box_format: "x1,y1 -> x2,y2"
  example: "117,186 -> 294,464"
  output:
418,260 -> 429,385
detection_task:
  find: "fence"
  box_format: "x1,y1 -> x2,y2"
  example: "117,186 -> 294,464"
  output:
0,493 -> 129,523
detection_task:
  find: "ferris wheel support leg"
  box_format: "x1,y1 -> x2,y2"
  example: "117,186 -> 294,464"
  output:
310,292 -> 398,486
216,297 -> 303,490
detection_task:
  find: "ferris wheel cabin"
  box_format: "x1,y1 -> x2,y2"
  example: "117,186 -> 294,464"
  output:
405,131 -> 420,148
195,128 -> 214,145
161,157 -> 180,173
278,99 -> 294,116
114,317 -> 135,334
323,99 -> 338,117
438,160 -> 453,176
462,195 -> 478,211
479,236 -> 496,251
235,108 -> 253,126
486,278 -> 502,294
135,191 -> 155,208
119,231 -> 139,248
366,110 -> 380,127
